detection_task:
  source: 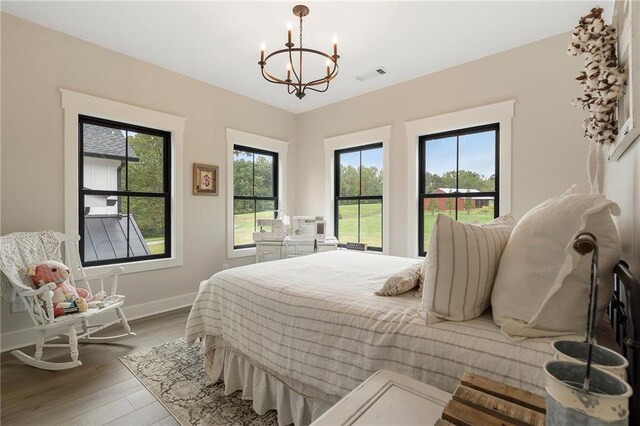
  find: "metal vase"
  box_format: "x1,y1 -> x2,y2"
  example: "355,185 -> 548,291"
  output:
552,340 -> 629,381
544,360 -> 633,425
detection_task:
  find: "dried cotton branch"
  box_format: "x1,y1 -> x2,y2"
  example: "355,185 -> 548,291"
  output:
568,7 -> 627,145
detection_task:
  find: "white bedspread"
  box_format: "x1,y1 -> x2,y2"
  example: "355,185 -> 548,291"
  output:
186,251 -> 562,405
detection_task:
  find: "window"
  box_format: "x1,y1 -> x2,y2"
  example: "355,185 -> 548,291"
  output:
418,124 -> 499,256
62,89 -> 184,275
226,128 -> 287,258
334,143 -> 383,251
79,115 -> 171,266
405,100 -> 513,257
232,145 -> 279,249
324,126 -> 390,255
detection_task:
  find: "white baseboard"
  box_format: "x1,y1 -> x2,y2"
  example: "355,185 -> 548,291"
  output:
0,292 -> 197,353
121,292 -> 196,322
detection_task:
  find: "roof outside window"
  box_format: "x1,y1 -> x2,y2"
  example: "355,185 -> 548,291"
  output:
83,123 -> 139,161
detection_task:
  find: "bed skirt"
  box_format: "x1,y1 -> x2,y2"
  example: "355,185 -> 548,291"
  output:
203,338 -> 334,426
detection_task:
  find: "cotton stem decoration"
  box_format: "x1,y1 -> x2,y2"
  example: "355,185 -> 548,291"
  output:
568,7 -> 626,193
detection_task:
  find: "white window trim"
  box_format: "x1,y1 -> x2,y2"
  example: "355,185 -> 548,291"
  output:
226,128 -> 288,259
404,100 -> 514,258
323,125 -> 391,255
61,89 -> 185,275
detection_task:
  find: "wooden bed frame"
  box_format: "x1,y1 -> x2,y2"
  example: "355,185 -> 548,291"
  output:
610,261 -> 639,424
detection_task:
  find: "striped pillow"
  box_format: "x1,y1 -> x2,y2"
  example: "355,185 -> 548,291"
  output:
421,213 -> 516,323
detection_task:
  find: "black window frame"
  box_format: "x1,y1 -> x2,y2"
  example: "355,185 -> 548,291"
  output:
334,142 -> 384,252
232,144 -> 279,249
78,115 -> 172,267
418,123 -> 500,257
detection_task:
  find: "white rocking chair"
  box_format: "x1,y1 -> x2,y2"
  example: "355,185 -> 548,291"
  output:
0,231 -> 135,370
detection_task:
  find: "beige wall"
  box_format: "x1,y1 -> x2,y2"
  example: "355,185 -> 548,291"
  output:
605,139 -> 640,277
0,14 -> 297,343
295,33 -> 590,257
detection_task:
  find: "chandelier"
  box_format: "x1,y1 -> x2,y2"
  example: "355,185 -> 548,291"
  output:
259,4 -> 339,99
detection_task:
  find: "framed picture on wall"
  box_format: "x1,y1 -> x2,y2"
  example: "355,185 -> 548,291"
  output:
193,163 -> 219,195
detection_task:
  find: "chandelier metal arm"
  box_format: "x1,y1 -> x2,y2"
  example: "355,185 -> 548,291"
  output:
262,48 -> 339,87
301,75 -> 335,92
288,48 -> 302,88
263,48 -> 336,65
261,68 -> 293,86
301,63 -> 339,88
305,82 -> 331,94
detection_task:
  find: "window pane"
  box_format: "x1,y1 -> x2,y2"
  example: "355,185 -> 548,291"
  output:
82,123 -> 126,191
254,153 -> 275,196
337,199 -> 358,244
234,199 -> 254,246
339,151 -> 360,196
459,130 -> 496,192
83,195 -> 127,262
359,199 -> 382,248
82,196 -> 165,262
127,132 -> 165,193
233,150 -> 254,196
256,199 -> 276,223
424,136 -> 456,193
361,148 -> 383,196
422,197 -> 455,250
83,192 -> 121,216
128,196 -> 166,257
457,196 -> 496,224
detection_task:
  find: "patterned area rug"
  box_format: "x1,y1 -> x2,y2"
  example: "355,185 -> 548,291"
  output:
120,338 -> 278,426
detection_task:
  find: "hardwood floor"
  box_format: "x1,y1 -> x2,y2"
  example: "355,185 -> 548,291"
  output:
1,307 -> 190,426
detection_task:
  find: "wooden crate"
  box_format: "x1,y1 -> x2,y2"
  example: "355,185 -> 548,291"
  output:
441,373 -> 547,426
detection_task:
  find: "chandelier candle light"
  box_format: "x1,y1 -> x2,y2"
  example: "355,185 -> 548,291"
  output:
259,4 -> 339,99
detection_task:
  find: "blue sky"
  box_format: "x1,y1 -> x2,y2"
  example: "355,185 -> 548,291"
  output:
339,130 -> 495,177
339,148 -> 383,169
426,130 -> 496,177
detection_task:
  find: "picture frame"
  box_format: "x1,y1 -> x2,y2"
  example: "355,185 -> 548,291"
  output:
193,163 -> 219,196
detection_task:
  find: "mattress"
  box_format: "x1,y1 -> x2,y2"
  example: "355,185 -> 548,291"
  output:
186,250 -> 564,405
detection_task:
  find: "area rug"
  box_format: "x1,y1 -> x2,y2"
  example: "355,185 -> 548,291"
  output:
120,338 -> 278,426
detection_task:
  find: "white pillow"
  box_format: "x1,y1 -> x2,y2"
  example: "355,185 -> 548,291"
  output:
491,186 -> 621,339
375,263 -> 422,296
421,213 -> 517,323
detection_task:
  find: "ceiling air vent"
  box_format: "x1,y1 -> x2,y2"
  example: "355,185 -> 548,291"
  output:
355,67 -> 388,82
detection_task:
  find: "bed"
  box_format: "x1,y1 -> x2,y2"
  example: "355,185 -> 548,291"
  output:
186,251 -> 594,425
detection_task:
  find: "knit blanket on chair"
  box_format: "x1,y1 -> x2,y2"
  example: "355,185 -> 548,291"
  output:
0,231 -> 61,312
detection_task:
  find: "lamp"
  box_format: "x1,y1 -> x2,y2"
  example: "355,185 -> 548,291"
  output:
259,5 -> 340,99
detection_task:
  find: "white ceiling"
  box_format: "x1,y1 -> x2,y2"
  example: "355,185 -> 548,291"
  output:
2,1 -> 612,114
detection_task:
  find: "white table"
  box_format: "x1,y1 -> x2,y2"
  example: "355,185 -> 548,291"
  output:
311,370 -> 451,426
255,237 -> 339,263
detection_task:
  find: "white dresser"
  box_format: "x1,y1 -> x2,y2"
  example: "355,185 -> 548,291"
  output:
311,370 -> 451,426
255,237 -> 339,263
